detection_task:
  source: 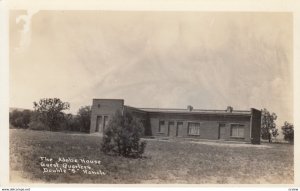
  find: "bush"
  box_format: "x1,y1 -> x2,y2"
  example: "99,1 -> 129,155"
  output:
77,106 -> 91,132
9,109 -> 32,129
59,112 -> 90,133
62,113 -> 81,132
101,110 -> 147,158
281,121 -> 294,144
28,120 -> 50,131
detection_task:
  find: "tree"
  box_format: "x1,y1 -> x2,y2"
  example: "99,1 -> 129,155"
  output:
60,113 -> 80,132
261,108 -> 278,143
33,98 -> 70,131
281,121 -> 294,144
101,110 -> 147,158
9,109 -> 32,128
77,106 -> 91,132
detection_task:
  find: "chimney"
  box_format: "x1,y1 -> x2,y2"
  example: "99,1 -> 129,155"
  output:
226,106 -> 233,112
187,105 -> 193,111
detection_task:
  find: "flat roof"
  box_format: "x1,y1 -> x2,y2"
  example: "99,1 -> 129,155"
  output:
125,106 -> 252,116
93,98 -> 124,101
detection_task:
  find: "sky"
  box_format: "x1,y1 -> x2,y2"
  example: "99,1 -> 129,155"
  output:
9,11 -> 293,127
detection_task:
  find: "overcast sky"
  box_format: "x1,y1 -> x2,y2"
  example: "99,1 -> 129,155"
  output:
9,11 -> 293,126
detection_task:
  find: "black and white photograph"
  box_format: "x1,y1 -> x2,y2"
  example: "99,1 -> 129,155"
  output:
1,0 -> 299,188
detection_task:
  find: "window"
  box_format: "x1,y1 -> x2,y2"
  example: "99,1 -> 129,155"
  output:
158,121 -> 165,133
188,122 -> 201,135
230,124 -> 245,138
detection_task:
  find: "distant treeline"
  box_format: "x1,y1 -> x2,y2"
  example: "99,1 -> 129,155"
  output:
9,98 -> 91,133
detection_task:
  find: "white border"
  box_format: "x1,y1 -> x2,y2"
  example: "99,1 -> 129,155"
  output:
1,0 -> 299,188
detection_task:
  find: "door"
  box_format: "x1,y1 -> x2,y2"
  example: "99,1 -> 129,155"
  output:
176,122 -> 183,137
219,123 -> 226,139
96,116 -> 103,133
103,116 -> 109,132
168,121 -> 175,136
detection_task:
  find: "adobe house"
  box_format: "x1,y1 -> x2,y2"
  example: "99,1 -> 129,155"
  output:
90,99 -> 261,144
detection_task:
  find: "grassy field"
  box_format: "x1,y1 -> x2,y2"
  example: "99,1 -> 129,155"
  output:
10,129 -> 293,184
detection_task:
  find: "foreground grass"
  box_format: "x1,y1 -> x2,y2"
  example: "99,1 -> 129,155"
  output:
10,129 -> 293,184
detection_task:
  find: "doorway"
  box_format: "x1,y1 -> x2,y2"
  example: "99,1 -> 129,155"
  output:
168,121 -> 174,136
96,116 -> 102,133
218,123 -> 226,139
176,122 -> 183,137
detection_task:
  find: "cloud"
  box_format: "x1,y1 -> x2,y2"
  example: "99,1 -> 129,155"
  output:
15,9 -> 39,52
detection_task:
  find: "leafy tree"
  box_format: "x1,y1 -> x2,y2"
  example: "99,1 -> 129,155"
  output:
261,108 -> 278,143
101,110 -> 147,158
281,121 -> 294,143
9,109 -> 32,128
33,98 -> 70,131
77,106 -> 91,132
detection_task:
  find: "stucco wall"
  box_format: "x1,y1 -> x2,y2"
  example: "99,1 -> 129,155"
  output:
149,113 -> 251,142
90,99 -> 124,133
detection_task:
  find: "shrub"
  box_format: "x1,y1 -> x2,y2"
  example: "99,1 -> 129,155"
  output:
28,120 -> 50,131
59,112 -> 90,132
77,106 -> 91,132
101,110 -> 147,158
9,109 -> 32,129
281,121 -> 294,144
62,113 -> 81,132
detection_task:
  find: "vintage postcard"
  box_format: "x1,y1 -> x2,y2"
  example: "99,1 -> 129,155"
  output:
0,0 -> 299,189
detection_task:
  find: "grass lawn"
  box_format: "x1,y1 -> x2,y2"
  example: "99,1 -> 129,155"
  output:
9,129 -> 293,184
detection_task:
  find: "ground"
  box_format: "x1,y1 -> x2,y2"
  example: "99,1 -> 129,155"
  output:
9,129 -> 294,184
